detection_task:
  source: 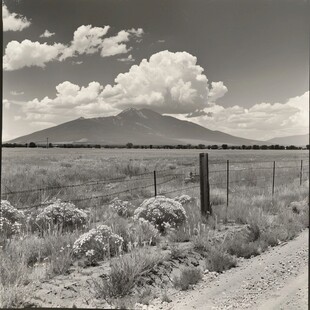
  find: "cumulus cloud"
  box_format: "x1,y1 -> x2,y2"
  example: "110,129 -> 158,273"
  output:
3,40 -> 66,71
100,50 -> 223,114
3,25 -> 144,70
20,81 -> 118,123
40,30 -> 55,38
3,4 -> 31,31
18,50 -> 227,123
176,91 -> 309,140
208,81 -> 228,103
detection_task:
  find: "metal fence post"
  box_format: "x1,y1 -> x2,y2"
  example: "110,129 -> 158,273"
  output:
154,170 -> 157,197
226,160 -> 229,222
300,160 -> 303,186
272,161 -> 276,197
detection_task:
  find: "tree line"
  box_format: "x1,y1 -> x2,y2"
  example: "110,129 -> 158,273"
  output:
2,142 -> 309,150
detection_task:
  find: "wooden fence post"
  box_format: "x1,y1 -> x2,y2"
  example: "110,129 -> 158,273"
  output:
226,160 -> 229,222
272,161 -> 276,197
300,160 -> 303,186
199,153 -> 211,217
154,170 -> 157,197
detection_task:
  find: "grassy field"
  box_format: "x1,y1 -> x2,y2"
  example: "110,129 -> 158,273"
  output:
0,148 -> 309,308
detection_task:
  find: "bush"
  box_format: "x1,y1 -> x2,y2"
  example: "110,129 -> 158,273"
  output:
94,248 -> 162,299
36,199 -> 87,232
205,243 -> 237,273
173,267 -> 203,290
134,196 -> 187,233
174,195 -> 194,205
0,200 -> 25,238
73,225 -> 123,264
109,198 -> 136,218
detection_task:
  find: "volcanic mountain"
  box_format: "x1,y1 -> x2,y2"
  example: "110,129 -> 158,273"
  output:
267,134 -> 309,146
9,108 -> 264,145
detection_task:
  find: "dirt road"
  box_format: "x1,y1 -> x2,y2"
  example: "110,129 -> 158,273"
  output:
162,230 -> 308,310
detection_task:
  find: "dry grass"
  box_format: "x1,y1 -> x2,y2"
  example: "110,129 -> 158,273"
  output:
94,248 -> 164,300
0,148 -> 308,306
173,266 -> 203,290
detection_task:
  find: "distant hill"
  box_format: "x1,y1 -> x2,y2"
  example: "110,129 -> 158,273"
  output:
9,108 -> 266,146
267,134 -> 309,146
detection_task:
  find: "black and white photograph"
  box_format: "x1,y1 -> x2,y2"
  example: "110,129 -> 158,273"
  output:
1,0 -> 309,309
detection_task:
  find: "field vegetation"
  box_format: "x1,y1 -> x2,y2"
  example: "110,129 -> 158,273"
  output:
0,148 -> 309,308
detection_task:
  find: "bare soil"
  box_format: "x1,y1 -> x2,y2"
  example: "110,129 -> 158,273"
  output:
159,229 -> 308,310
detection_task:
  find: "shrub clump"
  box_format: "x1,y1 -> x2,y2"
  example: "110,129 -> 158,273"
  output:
73,225 -> 123,263
173,267 -> 203,290
174,195 -> 194,205
0,200 -> 25,237
36,199 -> 87,231
134,196 -> 187,233
109,198 -> 136,218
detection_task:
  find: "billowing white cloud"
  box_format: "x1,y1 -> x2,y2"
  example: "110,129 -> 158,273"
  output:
208,81 -> 228,103
60,25 -> 110,60
21,81 -> 118,123
18,51 -> 227,123
2,4 -> 31,31
100,50 -> 222,114
174,91 -> 309,140
3,25 -> 144,70
40,30 -> 55,38
100,30 -> 132,57
3,40 -> 66,71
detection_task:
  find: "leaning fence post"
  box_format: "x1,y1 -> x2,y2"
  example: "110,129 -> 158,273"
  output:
153,170 -> 157,197
205,153 -> 211,216
272,161 -> 276,197
300,160 -> 303,186
226,160 -> 229,222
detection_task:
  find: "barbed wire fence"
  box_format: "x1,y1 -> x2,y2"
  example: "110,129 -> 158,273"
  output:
1,154 -> 309,217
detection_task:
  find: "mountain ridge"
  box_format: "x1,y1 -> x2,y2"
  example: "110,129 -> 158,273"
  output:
9,108 -> 268,145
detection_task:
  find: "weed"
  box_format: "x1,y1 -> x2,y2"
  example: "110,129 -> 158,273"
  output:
173,266 -> 203,290
94,248 -> 163,299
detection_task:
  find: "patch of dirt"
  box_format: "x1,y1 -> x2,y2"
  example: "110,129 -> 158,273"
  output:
24,223 -> 248,308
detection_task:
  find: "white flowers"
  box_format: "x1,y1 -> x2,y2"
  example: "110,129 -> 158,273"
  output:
73,224 -> 123,263
108,197 -> 136,218
0,200 -> 25,237
134,196 -> 187,233
36,199 -> 87,231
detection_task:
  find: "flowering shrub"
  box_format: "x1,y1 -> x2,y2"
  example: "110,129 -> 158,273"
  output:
134,196 -> 187,233
0,200 -> 25,237
109,198 -> 136,218
174,195 -> 194,205
73,225 -> 123,263
36,199 -> 87,232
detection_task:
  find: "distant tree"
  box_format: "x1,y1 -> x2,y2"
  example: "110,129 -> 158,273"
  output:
260,145 -> 268,150
306,145 -> 309,150
222,144 -> 228,150
94,144 -> 101,149
211,145 -> 218,150
269,145 -> 275,150
198,144 -> 205,149
253,145 -> 259,150
149,145 -> 153,149
29,142 -> 37,148
48,143 -> 53,148
241,145 -> 246,150
246,145 -> 252,150
274,144 -> 280,150
126,142 -> 133,149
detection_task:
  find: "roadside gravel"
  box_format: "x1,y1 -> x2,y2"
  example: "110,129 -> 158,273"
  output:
159,229 -> 308,310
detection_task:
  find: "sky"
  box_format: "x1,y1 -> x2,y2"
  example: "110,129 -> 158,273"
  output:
2,0 -> 309,142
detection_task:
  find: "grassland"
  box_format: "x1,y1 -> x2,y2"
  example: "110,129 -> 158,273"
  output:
0,148 -> 309,308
